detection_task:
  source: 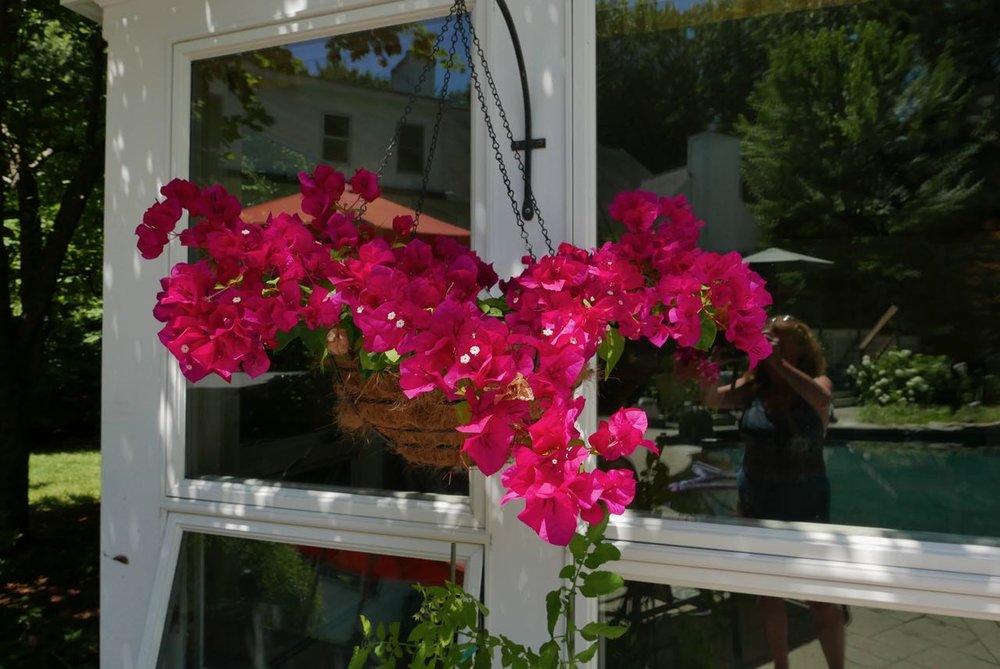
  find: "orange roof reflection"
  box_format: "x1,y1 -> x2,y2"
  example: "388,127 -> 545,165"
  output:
241,189 -> 471,245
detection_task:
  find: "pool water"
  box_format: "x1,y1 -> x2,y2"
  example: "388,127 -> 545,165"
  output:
653,441 -> 1000,540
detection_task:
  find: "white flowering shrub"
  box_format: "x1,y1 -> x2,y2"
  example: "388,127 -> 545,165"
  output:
846,349 -> 965,406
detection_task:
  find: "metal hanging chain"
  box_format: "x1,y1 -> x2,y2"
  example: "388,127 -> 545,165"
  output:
411,16 -> 463,229
454,0 -> 554,256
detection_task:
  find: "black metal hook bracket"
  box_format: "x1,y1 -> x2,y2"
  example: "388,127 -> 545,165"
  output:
495,0 -> 545,221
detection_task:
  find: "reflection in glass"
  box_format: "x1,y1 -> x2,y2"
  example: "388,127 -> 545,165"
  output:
184,18 -> 472,495
601,580 -> 1000,669
595,0 -> 1000,540
157,534 -> 465,668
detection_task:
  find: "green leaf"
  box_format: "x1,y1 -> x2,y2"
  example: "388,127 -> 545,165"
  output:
583,543 -> 621,569
597,327 -> 626,380
348,646 -> 370,669
359,349 -> 390,372
454,400 -> 471,425
568,533 -> 588,560
361,615 -> 372,638
574,643 -> 599,663
478,297 -> 508,318
301,326 -> 331,357
580,570 -> 624,598
585,508 -> 609,543
545,590 -> 561,637
473,645 -> 492,669
273,323 -> 331,357
273,328 -> 298,352
579,621 -> 628,641
694,312 -> 718,352
538,641 -> 560,669
558,564 -> 576,579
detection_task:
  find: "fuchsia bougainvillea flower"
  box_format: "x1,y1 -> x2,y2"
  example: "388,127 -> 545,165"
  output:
137,165 -> 772,546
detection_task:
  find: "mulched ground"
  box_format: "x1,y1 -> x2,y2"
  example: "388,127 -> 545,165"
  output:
1,502 -> 100,668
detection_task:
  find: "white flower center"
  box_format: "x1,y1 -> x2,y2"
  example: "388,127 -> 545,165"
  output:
542,327 -> 554,337
395,319 -> 405,329
241,229 -> 250,236
387,311 -> 396,320
469,345 -> 481,355
356,306 -> 364,314
460,354 -> 471,364
232,296 -> 241,303
180,345 -> 190,353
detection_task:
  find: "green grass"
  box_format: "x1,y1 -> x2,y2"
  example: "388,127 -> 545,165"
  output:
28,450 -> 101,509
858,404 -> 1000,426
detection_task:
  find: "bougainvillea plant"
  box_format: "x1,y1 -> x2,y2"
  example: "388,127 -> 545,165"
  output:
137,164 -> 772,546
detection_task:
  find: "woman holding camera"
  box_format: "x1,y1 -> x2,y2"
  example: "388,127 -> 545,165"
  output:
704,314 -> 844,669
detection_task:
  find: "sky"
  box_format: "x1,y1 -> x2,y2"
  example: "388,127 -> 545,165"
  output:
287,17 -> 472,96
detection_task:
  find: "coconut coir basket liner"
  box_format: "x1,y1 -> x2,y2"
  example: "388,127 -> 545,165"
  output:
332,355 -> 466,470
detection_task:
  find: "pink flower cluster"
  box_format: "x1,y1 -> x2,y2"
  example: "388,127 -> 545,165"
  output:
137,166 -> 772,546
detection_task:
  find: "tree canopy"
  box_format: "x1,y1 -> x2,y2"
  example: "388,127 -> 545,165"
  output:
1,0 -> 105,533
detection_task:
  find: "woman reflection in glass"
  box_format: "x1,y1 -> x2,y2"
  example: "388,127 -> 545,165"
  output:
704,314 -> 845,669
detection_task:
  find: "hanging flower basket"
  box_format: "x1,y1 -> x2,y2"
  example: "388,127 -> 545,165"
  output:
136,163 -> 772,546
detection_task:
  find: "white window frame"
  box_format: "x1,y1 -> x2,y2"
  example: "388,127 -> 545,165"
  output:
137,512 -> 485,667
164,0 -> 486,533
569,0 -> 1000,624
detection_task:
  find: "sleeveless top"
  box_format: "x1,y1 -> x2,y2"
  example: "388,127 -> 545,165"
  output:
738,396 -> 826,482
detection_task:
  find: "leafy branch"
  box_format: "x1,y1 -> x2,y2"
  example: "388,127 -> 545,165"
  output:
349,511 -> 626,669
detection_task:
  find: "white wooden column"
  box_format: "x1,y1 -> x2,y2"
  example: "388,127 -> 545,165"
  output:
475,0 -> 580,657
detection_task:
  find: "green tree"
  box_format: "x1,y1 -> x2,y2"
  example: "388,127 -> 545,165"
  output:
738,16 -> 995,352
0,0 -> 105,534
739,20 -> 983,246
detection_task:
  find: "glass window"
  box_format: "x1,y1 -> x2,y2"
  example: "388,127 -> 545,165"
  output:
322,113 -> 351,163
397,123 -> 425,174
157,534 -> 466,668
185,18 -> 472,496
601,580 -> 1000,669
594,0 -> 1000,542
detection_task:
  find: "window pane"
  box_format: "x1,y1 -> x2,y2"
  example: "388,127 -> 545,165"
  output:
595,0 -> 1000,541
157,534 -> 465,668
397,123 -> 425,173
186,17 -> 471,496
601,580 -> 1000,669
322,136 -> 349,163
323,113 -> 349,138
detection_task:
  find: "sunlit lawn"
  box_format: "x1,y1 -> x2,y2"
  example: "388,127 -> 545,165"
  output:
858,404 -> 1000,425
29,450 -> 101,508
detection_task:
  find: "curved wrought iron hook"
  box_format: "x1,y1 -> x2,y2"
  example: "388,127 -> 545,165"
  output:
495,0 -> 544,221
